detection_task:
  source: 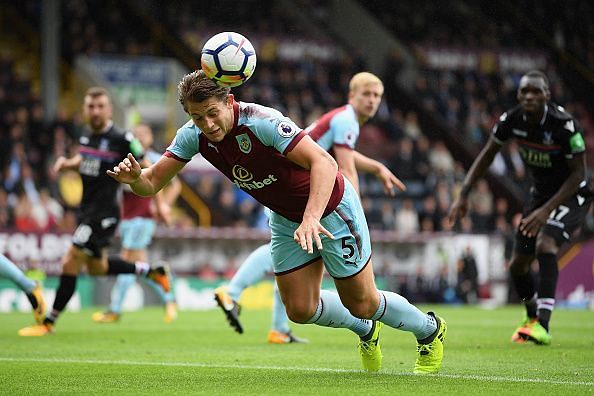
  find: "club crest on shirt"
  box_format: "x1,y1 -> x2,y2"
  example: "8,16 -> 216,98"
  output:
277,121 -> 298,138
236,133 -> 252,154
99,138 -> 109,151
543,131 -> 553,145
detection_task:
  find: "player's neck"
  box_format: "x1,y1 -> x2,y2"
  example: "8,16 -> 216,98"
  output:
90,120 -> 113,134
357,114 -> 369,126
523,104 -> 547,125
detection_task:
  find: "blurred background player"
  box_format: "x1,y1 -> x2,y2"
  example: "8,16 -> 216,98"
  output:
214,72 -> 406,344
92,123 -> 181,324
449,70 -> 593,345
18,87 -> 171,336
109,70 -> 446,374
0,253 -> 45,324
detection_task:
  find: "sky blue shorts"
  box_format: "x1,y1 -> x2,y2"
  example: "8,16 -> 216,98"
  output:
119,217 -> 156,250
269,178 -> 371,279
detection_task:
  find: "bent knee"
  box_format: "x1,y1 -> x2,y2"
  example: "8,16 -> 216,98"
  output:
345,302 -> 377,319
87,258 -> 108,276
87,267 -> 107,276
340,293 -> 380,319
285,303 -> 317,324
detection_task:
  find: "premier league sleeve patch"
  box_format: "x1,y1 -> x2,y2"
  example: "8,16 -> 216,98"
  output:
277,120 -> 299,138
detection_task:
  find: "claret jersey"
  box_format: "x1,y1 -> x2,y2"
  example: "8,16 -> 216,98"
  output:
122,150 -> 162,219
492,103 -> 587,196
166,101 -> 345,223
305,104 -> 359,153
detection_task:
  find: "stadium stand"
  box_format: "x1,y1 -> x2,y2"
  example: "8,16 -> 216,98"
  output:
0,0 -> 594,300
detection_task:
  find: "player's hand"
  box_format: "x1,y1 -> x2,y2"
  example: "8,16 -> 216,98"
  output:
294,214 -> 334,254
447,197 -> 468,229
519,207 -> 549,238
52,156 -> 67,174
376,164 -> 406,196
107,153 -> 142,184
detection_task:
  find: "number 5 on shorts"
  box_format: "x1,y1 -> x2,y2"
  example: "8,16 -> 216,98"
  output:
341,237 -> 356,267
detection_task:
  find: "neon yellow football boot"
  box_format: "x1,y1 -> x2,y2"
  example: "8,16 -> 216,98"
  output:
414,312 -> 446,374
358,321 -> 383,372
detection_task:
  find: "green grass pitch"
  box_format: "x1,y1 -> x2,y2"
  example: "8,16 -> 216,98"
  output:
1,306 -> 592,395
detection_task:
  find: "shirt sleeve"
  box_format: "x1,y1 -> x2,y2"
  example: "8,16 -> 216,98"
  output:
492,112 -> 511,145
166,123 -> 200,161
247,105 -> 303,154
330,113 -> 359,149
561,118 -> 586,158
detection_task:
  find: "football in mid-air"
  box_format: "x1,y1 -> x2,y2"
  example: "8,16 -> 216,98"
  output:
200,32 -> 257,88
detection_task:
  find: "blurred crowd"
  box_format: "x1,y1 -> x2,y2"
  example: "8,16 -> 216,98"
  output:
1,0 -> 593,247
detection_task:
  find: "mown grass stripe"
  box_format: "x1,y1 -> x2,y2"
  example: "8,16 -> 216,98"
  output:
1,357 -> 591,387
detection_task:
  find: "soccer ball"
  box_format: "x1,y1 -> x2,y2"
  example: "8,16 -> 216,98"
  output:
200,32 -> 257,88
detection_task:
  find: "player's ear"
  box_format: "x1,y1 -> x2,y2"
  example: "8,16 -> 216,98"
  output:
348,90 -> 355,102
226,94 -> 234,107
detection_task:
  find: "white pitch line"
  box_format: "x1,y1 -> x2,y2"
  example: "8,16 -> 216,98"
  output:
0,357 -> 592,387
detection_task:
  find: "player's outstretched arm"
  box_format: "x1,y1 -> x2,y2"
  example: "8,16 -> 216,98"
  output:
107,153 -> 185,197
53,154 -> 82,174
448,137 -> 501,228
334,146 -> 359,195
286,136 -> 336,253
352,151 -> 406,195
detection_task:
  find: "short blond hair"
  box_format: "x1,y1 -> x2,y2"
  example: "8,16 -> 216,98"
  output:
349,72 -> 383,93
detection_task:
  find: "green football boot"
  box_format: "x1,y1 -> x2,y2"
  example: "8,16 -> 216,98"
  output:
511,316 -> 537,344
518,320 -> 552,345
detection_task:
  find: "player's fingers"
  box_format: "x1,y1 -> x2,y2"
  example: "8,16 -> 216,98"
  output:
382,180 -> 395,196
319,224 -> 334,240
447,208 -> 455,222
392,176 -> 406,192
306,233 -> 314,254
314,232 -> 323,251
295,230 -> 308,251
127,153 -> 141,170
447,208 -> 460,228
519,220 -> 532,236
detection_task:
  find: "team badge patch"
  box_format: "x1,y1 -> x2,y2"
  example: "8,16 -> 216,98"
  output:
277,121 -> 298,138
236,133 -> 252,154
